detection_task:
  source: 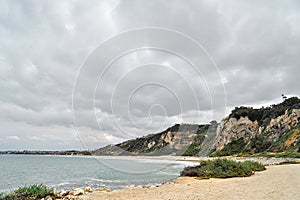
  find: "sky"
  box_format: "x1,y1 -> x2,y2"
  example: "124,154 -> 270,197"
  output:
0,0 -> 299,150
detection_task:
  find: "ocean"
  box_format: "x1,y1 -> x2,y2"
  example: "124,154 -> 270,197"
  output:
0,154 -> 194,192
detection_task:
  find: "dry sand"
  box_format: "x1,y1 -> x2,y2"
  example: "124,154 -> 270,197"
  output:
80,164 -> 300,200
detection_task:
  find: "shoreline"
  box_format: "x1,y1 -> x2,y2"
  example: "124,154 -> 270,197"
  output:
2,155 -> 300,197
3,153 -> 300,165
18,154 -> 299,165
79,164 -> 300,200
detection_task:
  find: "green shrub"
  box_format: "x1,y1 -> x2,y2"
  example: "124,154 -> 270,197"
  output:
0,184 -> 52,200
181,159 -> 265,178
275,152 -> 300,158
14,184 -> 51,198
242,160 -> 266,171
0,193 -> 16,200
180,166 -> 201,177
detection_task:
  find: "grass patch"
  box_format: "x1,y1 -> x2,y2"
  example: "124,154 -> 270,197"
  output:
0,184 -> 52,200
181,159 -> 266,178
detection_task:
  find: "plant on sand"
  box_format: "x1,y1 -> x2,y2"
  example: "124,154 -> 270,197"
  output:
181,159 -> 266,178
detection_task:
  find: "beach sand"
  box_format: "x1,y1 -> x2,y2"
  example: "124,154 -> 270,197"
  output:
80,164 -> 300,200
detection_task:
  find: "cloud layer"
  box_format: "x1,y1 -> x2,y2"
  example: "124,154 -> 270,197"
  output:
0,0 -> 299,150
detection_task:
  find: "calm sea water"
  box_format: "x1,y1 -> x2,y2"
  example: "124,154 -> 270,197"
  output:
0,155 -> 193,192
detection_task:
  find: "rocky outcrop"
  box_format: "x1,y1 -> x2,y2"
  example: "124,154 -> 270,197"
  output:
213,109 -> 300,150
213,116 -> 259,150
211,97 -> 300,156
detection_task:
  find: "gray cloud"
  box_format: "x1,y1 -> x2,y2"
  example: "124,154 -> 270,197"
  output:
0,0 -> 299,150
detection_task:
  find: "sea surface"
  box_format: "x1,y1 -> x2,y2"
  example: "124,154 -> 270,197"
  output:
0,154 -> 194,192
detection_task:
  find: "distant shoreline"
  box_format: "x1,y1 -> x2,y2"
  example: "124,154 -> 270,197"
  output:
0,150 -> 92,156
2,153 -> 300,165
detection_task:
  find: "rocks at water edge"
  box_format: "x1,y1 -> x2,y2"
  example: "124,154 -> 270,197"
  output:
60,190 -> 68,196
69,188 -> 84,196
49,186 -> 111,200
84,186 -> 93,193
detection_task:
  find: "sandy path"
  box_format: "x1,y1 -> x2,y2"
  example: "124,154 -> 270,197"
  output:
80,164 -> 300,200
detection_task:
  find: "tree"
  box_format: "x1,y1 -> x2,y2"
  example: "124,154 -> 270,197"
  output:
282,94 -> 287,101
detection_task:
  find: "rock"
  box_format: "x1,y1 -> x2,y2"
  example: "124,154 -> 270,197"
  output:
95,187 -> 111,192
64,195 -> 79,200
147,141 -> 156,149
64,195 -> 72,199
72,188 -> 84,196
60,190 -> 68,196
84,186 -> 93,193
45,196 -> 53,200
53,188 -> 58,196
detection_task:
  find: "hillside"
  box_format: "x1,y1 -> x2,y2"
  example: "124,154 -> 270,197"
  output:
93,124 -> 213,156
211,97 -> 300,157
93,97 -> 300,157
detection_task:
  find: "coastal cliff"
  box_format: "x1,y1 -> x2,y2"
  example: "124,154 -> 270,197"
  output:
93,124 -> 211,156
211,97 -> 300,156
93,97 -> 300,157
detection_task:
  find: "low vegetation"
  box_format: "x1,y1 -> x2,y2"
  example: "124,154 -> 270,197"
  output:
278,160 -> 300,165
209,138 -> 247,157
0,184 -> 52,200
229,97 -> 300,126
181,159 -> 266,178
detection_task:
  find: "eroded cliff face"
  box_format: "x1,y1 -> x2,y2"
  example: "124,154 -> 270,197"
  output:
213,116 -> 259,150
212,109 -> 300,154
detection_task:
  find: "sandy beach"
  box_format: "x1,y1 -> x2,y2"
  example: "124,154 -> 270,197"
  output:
80,164 -> 300,200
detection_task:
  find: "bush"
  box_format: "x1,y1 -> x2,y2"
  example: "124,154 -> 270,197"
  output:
275,152 -> 300,158
180,166 -> 201,177
0,193 -> 16,200
242,160 -> 266,171
14,184 -> 51,198
0,184 -> 52,200
180,159 -> 265,178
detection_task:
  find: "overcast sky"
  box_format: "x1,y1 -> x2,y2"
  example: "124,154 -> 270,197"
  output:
0,0 -> 299,150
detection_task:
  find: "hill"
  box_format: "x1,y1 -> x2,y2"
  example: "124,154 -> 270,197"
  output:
93,97 -> 300,157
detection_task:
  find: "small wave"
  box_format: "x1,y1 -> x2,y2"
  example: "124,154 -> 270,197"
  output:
156,171 -> 179,176
56,182 -> 73,186
88,178 -> 123,183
